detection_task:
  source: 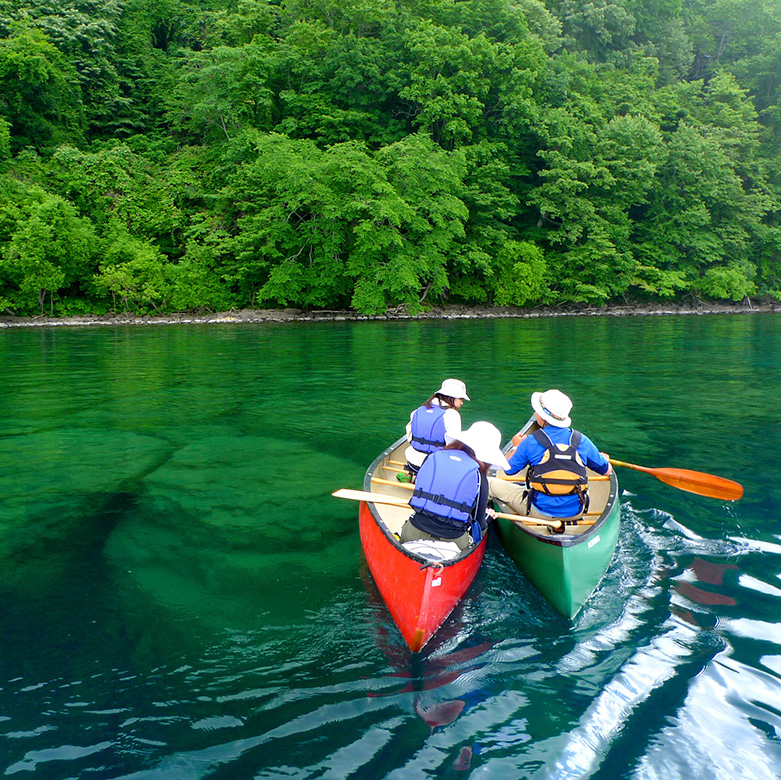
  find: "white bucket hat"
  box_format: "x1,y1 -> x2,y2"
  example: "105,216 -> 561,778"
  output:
437,378 -> 470,400
452,421 -> 511,470
531,389 -> 572,428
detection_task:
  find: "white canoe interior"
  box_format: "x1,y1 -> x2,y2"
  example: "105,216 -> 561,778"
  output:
367,440 -> 415,537
367,438 -> 613,539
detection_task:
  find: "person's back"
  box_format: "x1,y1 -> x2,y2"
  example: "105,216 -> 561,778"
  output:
490,389 -> 611,520
401,422 -> 510,549
409,403 -> 448,455
409,447 -> 481,535
405,378 -> 469,473
515,425 -> 593,517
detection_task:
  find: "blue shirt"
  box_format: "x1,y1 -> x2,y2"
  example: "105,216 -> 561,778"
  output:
505,426 -> 610,517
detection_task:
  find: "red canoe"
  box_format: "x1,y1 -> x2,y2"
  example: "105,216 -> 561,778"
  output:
359,436 -> 487,653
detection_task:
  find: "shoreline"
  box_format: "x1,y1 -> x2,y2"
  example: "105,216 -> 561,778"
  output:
0,299 -> 777,328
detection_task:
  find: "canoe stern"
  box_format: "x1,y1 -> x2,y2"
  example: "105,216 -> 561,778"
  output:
359,498 -> 485,652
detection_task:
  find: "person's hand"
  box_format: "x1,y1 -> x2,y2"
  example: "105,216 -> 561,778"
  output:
511,431 -> 527,447
485,507 -> 497,520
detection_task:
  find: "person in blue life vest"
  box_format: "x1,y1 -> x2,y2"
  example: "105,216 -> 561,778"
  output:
489,389 -> 612,523
404,378 -> 470,476
400,421 -> 511,550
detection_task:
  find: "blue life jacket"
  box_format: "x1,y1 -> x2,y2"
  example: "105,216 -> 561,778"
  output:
409,404 -> 447,454
410,450 -> 480,533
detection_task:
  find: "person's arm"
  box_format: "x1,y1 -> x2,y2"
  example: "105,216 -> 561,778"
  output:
505,425 -> 533,460
581,435 -> 611,475
442,407 -> 462,443
504,437 -> 530,476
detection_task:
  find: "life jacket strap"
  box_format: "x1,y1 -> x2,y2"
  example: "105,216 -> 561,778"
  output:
411,434 -> 445,448
412,488 -> 474,515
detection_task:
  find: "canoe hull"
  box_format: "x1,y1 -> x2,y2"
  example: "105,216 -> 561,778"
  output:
493,416 -> 621,619
359,437 -> 486,652
360,502 -> 485,652
494,499 -> 620,618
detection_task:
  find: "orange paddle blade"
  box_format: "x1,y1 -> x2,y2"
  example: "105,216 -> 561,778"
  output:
609,460 -> 743,501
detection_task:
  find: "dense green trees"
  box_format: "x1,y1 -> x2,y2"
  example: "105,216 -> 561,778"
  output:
0,0 -> 778,315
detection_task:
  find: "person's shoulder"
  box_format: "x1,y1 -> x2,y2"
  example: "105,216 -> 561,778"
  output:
574,428 -> 597,445
575,430 -> 603,456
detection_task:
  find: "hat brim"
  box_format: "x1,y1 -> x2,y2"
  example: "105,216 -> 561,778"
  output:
486,451 -> 512,471
452,434 -> 510,470
531,391 -> 571,428
438,386 -> 470,400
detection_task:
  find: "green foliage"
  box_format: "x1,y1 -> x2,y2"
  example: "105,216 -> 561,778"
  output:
219,131 -> 468,314
493,240 -> 549,305
93,222 -> 170,312
0,0 -> 778,315
0,193 -> 97,313
353,133 -> 469,312
697,261 -> 756,301
398,21 -> 499,146
0,116 -> 10,161
0,25 -> 85,153
166,41 -> 276,143
557,0 -> 636,62
48,143 -> 184,243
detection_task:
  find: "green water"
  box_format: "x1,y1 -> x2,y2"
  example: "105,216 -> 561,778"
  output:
1,314 -> 780,779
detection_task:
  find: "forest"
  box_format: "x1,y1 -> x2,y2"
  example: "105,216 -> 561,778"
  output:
0,0 -> 779,316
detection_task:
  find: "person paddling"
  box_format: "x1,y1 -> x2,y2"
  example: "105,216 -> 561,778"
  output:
404,378 -> 470,477
400,422 -> 511,550
489,389 -> 612,524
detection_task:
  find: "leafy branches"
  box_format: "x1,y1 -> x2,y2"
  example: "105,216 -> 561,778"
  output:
0,0 -> 778,314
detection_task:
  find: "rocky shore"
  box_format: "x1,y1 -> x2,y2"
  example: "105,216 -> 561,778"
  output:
0,298 -> 777,328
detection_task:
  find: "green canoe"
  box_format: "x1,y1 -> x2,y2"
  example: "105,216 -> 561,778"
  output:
493,418 -> 621,619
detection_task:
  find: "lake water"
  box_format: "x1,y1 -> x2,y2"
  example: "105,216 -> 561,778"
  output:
0,313 -> 779,779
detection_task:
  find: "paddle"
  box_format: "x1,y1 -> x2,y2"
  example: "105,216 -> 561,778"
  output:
332,488 -> 410,507
331,488 -> 568,529
608,459 -> 743,501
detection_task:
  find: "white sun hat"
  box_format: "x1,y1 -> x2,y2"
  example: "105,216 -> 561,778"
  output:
531,389 -> 573,428
453,421 -> 510,470
437,378 -> 470,400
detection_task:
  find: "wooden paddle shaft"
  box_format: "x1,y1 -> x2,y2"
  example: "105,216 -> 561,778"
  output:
333,489 -> 590,529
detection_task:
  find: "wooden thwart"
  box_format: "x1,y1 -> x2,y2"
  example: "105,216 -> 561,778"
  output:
372,476 -> 414,490
498,473 -> 611,482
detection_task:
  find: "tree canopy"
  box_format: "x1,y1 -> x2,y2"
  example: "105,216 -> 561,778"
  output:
0,0 -> 779,315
